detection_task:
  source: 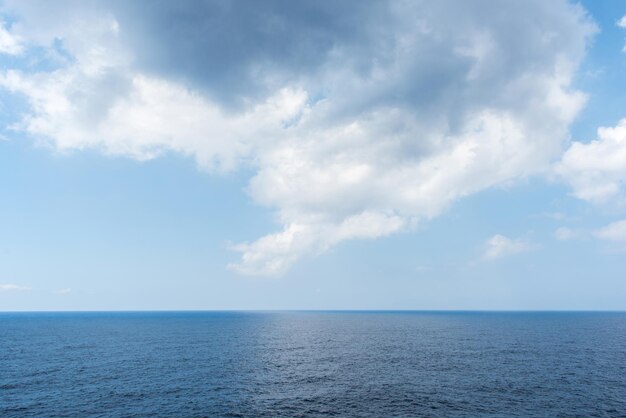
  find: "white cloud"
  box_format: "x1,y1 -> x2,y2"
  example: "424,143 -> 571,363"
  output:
555,227 -> 580,241
0,283 -> 31,291
0,69 -> 307,172
556,119 -> 626,204
483,234 -> 531,260
595,219 -> 626,241
0,21 -> 22,55
53,288 -> 72,295
0,1 -> 595,275
229,211 -> 405,275
539,212 -> 580,222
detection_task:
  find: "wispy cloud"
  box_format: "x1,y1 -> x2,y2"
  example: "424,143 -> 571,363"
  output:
595,219 -> 626,241
0,283 -> 32,292
483,234 -> 532,261
52,288 -> 72,295
554,227 -> 581,241
537,212 -> 580,222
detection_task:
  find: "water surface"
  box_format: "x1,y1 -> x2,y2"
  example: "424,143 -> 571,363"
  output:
1,311 -> 625,416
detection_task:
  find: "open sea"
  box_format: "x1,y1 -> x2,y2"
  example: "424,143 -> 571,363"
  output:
1,311 -> 626,417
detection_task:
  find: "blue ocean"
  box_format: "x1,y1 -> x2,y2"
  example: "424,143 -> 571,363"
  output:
1,311 -> 625,416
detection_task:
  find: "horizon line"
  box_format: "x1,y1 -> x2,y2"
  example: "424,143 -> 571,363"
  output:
1,309 -> 625,314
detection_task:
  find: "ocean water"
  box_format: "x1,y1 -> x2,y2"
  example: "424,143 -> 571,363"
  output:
1,312 -> 626,417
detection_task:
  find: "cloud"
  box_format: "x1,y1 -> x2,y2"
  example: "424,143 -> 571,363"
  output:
0,0 -> 595,275
483,234 -> 531,260
229,211 -> 405,275
595,219 -> 626,241
538,211 -> 580,222
0,21 -> 22,55
53,288 -> 72,295
0,70 -> 307,172
554,227 -> 581,241
556,119 -> 626,204
0,283 -> 31,291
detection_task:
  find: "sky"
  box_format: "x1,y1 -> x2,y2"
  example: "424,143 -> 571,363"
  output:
1,0 -> 626,311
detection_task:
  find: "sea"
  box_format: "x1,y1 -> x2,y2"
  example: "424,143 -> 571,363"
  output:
1,311 -> 625,417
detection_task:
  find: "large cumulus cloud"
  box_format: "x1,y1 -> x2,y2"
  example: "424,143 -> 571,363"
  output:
0,0 -> 595,274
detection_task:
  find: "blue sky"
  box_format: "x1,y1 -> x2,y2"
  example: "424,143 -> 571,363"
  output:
1,0 -> 626,310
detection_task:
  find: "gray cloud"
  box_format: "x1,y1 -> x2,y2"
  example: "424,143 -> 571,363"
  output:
4,0 -> 593,114
110,0 -> 394,107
